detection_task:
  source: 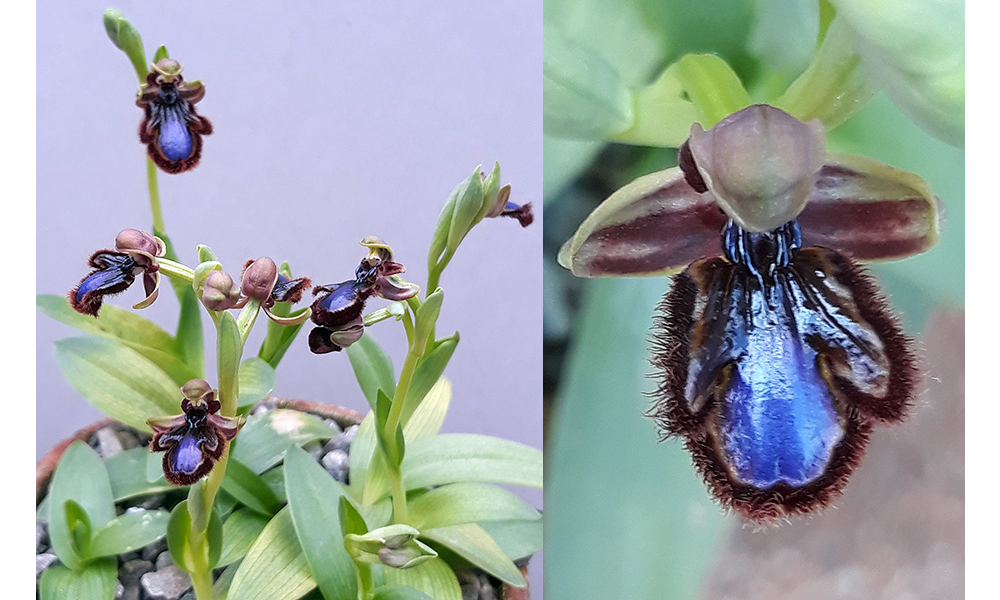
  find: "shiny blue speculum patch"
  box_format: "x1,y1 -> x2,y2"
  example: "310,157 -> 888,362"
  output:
650,220 -> 916,522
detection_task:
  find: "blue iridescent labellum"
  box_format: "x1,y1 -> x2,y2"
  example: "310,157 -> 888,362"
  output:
649,220 -> 917,522
136,58 -> 212,174
148,381 -> 241,487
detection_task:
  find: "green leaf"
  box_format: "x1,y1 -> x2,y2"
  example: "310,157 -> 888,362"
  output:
371,586 -> 434,600
218,509 -> 270,567
543,26 -> 633,139
348,412 -> 379,496
217,311 -> 243,410
339,496 -> 368,537
220,458 -> 282,516
408,483 -> 540,531
401,365 -> 453,436
166,501 -> 196,572
54,336 -> 180,432
445,167 -> 485,253
420,524 -> 524,587
403,435 -> 542,491
157,230 -> 205,378
383,557 -> 463,600
37,295 -> 197,386
88,510 -> 170,558
479,519 -> 542,562
105,448 -> 175,501
214,560 -> 241,600
228,507 -> 317,600
103,8 -> 147,81
230,409 -> 336,474
238,357 -> 277,407
47,442 -> 116,570
414,289 -> 444,351
347,333 -> 396,407
65,500 -> 93,559
146,451 -> 166,483
284,446 -> 358,600
39,559 -> 117,600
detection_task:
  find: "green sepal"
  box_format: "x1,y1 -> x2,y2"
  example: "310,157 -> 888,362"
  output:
192,260 -> 224,301
444,167 -> 485,254
427,187 -> 457,268
153,44 -> 169,63
197,244 -> 218,263
672,53 -> 751,129
103,9 -> 147,81
474,161 -> 502,224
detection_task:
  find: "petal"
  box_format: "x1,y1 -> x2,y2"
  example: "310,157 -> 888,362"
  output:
375,276 -> 420,301
308,327 -> 343,354
263,303 -> 312,326
360,236 -> 394,262
176,79 -> 206,104
798,153 -> 943,261
133,272 -> 160,309
271,274 -> 312,304
147,414 -> 187,435
558,166 -> 725,277
207,413 -> 244,441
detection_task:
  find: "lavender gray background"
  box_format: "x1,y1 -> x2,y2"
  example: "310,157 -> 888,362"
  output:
37,0 -> 541,593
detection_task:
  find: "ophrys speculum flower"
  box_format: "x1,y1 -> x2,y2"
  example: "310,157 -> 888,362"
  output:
560,104 -> 942,522
137,58 -> 213,174
69,229 -> 166,316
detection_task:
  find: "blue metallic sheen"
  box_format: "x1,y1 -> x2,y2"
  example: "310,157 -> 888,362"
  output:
171,434 -> 202,475
159,117 -> 193,161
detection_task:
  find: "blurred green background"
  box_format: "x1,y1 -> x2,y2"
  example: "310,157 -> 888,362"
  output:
542,1 -> 964,598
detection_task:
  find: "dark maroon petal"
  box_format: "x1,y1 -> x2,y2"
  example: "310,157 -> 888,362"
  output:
558,167 -> 725,277
798,154 -> 943,261
308,327 -> 344,354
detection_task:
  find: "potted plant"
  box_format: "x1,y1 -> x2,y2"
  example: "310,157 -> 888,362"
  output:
36,10 -> 541,600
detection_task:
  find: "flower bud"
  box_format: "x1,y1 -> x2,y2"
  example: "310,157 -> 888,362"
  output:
115,228 -> 164,258
202,270 -> 241,311
241,257 -> 278,302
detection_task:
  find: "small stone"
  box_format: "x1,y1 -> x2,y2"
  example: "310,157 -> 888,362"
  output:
140,565 -> 192,600
119,550 -> 142,563
457,569 -> 482,600
36,553 -> 58,578
325,425 -> 358,453
114,582 -> 124,600
94,426 -> 125,458
302,440 -> 324,461
141,538 -> 168,562
321,449 -> 350,483
116,429 -> 142,450
477,572 -> 498,600
155,550 -> 174,570
322,419 -> 344,436
119,559 -> 154,587
36,521 -> 48,553
134,493 -> 168,511
120,585 -> 140,600
178,592 -> 196,600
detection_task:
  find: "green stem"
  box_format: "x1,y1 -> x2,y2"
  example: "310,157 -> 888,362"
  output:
190,567 -> 213,600
426,249 -> 453,297
382,307 -> 424,524
158,258 -> 196,283
146,158 -> 165,234
362,307 -> 394,327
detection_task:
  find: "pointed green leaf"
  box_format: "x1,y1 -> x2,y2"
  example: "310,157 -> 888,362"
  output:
228,507 -> 317,600
37,294 -> 197,386
414,289 -> 444,349
339,496 -> 368,537
47,442 -> 116,570
220,458 -> 281,516
105,448 -> 174,501
402,435 -> 542,493
54,337 -> 180,432
217,311 -> 243,410
383,557 -> 463,600
478,519 -> 542,562
421,524 -> 524,587
401,335 -> 458,426
237,356 -> 275,409
230,409 -> 336,474
175,279 -> 206,378
166,501 -> 195,572
348,412 -> 379,496
346,333 -> 396,407
214,560 -> 241,600
408,483 -> 540,531
402,374 -> 451,439
285,446 -> 358,600
88,510 -> 170,558
39,559 -> 117,600
218,509 -> 270,567
372,586 -> 434,600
